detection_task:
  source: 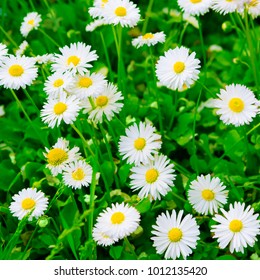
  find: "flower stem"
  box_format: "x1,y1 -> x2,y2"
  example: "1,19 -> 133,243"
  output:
38,28 -> 61,48
149,48 -> 164,138
142,0 -> 154,34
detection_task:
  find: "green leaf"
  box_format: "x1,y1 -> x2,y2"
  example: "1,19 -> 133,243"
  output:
217,255 -> 237,260
100,160 -> 114,188
118,164 -> 131,185
109,246 -> 123,260
135,197 -> 151,214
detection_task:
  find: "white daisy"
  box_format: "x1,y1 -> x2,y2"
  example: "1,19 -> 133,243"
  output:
0,55 -> 38,90
151,210 -> 200,260
51,42 -> 98,75
155,46 -> 201,91
177,0 -> 212,16
132,32 -> 166,48
183,13 -> 199,28
70,72 -> 107,99
20,12 -> 42,37
15,41 -> 29,56
188,174 -> 228,215
248,0 -> 260,18
86,19 -> 106,32
89,0 -> 110,19
212,84 -> 259,126
0,43 -> 8,61
44,72 -> 74,98
43,137 -> 81,176
41,92 -> 81,128
62,160 -> 93,189
102,0 -> 141,28
211,202 -> 260,253
130,154 -> 176,201
34,54 -> 54,64
212,0 -> 240,15
119,122 -> 162,165
96,202 -> 140,239
83,82 -> 123,123
92,225 -> 119,246
9,188 -> 48,221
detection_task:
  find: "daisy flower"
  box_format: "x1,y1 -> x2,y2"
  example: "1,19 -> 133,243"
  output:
34,54 -> 54,64
102,0 -> 141,28
0,43 -> 8,61
155,46 -> 200,91
51,42 -> 98,75
9,188 -> 48,221
248,0 -> 260,18
212,0 -> 240,15
132,32 -> 166,48
89,0 -> 110,19
92,225 -> 119,246
20,12 -> 42,37
44,72 -> 74,98
151,210 -> 200,260
211,202 -> 260,253
70,72 -> 107,99
96,202 -> 140,239
119,122 -> 162,165
83,82 -> 124,123
0,55 -> 38,90
86,19 -> 106,32
177,0 -> 212,16
188,174 -> 228,215
43,137 -> 81,176
130,154 -> 176,201
16,41 -> 29,56
41,92 -> 81,128
62,160 -> 93,189
212,84 -> 259,126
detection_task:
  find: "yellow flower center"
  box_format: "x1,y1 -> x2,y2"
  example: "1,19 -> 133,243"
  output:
79,77 -> 93,88
8,64 -> 24,77
21,198 -> 36,210
201,189 -> 215,201
168,228 -> 183,242
115,6 -> 127,17
111,211 -> 125,224
67,55 -> 80,66
190,0 -> 202,3
72,168 -> 85,181
173,61 -> 185,74
249,0 -> 258,7
47,148 -> 68,166
229,219 -> 243,233
142,33 -> 154,40
28,19 -> 35,25
96,95 -> 108,107
228,97 -> 244,113
145,168 -> 159,183
134,137 -> 146,150
53,79 -> 64,88
54,102 -> 67,115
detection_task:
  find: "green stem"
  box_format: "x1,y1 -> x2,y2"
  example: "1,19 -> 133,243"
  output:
142,0 -> 155,34
28,0 -> 36,10
168,90 -> 178,131
71,124 -> 95,157
22,88 -> 39,112
209,121 -> 260,169
244,9 -> 260,96
38,28 -> 60,48
99,123 -> 120,189
10,89 -> 46,146
171,191 -> 187,203
100,31 -> 114,81
88,168 -> 97,259
149,48 -> 164,138
0,25 -> 18,47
